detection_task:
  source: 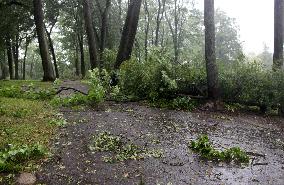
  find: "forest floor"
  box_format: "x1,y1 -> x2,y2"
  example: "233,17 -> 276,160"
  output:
33,81 -> 284,185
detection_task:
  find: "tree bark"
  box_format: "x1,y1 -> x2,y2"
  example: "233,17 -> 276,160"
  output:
144,0 -> 150,61
114,0 -> 142,69
273,0 -> 284,70
13,34 -> 19,80
155,0 -> 166,46
45,27 -> 59,78
204,0 -> 219,100
33,0 -> 55,81
99,0 -> 111,67
75,39 -> 80,76
83,0 -> 98,69
23,38 -> 30,80
78,33 -> 86,77
5,37 -> 14,80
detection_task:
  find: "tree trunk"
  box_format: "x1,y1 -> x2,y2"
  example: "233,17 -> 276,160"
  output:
273,0 -> 284,70
23,38 -> 29,80
99,0 -> 111,67
114,0 -> 142,69
78,33 -> 86,77
5,37 -> 14,80
204,0 -> 219,100
155,0 -> 166,46
45,27 -> 59,78
144,0 -> 150,61
33,0 -> 55,81
83,0 -> 98,69
13,34 -> 19,80
0,52 -> 7,80
75,40 -> 80,76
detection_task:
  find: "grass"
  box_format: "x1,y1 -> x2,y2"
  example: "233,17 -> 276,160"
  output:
0,80 -> 59,173
0,97 -> 57,148
0,80 -> 53,90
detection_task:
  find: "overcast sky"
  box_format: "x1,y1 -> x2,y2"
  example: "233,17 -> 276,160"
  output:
196,0 -> 274,54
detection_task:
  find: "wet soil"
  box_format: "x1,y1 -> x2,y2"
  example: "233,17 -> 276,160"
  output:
37,81 -> 284,185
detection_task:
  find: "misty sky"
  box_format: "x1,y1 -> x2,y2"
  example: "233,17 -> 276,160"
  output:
196,0 -> 274,54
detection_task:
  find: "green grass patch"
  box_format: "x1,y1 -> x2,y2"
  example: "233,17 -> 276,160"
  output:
0,97 -> 57,148
189,135 -> 249,164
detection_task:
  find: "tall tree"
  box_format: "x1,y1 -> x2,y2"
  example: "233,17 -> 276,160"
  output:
33,0 -> 55,81
114,0 -> 142,69
273,0 -> 284,70
5,37 -> 14,80
204,0 -> 219,100
95,0 -> 111,66
83,0 -> 98,69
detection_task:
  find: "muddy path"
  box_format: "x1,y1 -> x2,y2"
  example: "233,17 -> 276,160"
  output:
37,81 -> 284,185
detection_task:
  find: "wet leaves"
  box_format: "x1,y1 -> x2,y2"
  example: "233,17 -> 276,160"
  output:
89,132 -> 164,163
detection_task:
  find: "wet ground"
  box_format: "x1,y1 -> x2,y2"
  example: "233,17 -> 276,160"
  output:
37,81 -> 284,185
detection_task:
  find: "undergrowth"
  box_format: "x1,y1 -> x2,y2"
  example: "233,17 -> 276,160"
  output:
0,144 -> 47,172
90,132 -> 163,163
189,135 -> 249,164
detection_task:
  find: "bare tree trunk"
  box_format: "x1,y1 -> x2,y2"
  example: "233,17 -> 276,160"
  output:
204,0 -> 219,100
45,27 -> 59,78
273,0 -> 284,70
98,0 -> 111,67
114,0 -> 142,69
155,0 -> 166,46
33,0 -> 55,81
5,37 -> 14,80
83,0 -> 98,69
75,39 -> 80,76
78,33 -> 86,77
13,34 -> 19,80
144,0 -> 150,61
23,38 -> 30,80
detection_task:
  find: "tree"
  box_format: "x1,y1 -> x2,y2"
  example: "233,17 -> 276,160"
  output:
5,37 -> 14,80
204,0 -> 219,100
114,0 -> 142,69
215,10 -> 243,63
33,0 -> 55,81
45,0 -> 61,78
273,0 -> 284,70
83,0 -> 98,69
95,0 -> 111,66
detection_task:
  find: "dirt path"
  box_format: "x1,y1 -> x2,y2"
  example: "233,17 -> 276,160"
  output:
37,81 -> 284,185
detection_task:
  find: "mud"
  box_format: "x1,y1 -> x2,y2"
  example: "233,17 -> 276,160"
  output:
37,81 -> 284,185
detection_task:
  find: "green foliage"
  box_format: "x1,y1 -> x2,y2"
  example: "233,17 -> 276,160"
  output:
219,61 -> 284,109
0,144 -> 47,172
0,83 -> 56,101
190,135 -> 249,164
119,50 -> 179,101
51,93 -> 88,107
171,97 -> 198,111
90,132 -> 163,163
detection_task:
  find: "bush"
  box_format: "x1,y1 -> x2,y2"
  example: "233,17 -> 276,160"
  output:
219,61 -> 284,110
